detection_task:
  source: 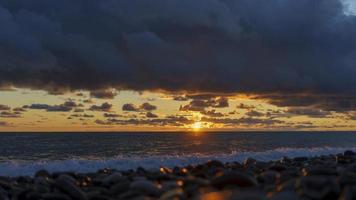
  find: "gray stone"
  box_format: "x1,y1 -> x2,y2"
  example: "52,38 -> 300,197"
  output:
340,186 -> 356,200
0,180 -> 11,190
109,180 -> 130,195
244,158 -> 257,166
211,172 -> 258,188
159,188 -> 184,200
86,191 -> 112,200
277,178 -> 298,191
102,172 -> 124,186
0,186 -> 9,200
344,150 -> 356,156
35,170 -> 51,178
257,171 -> 280,184
270,191 -> 300,200
293,157 -> 308,162
306,167 -> 338,176
268,164 -> 287,172
41,193 -> 72,200
130,180 -> 161,197
160,181 -> 179,192
340,172 -> 356,186
55,175 -> 88,200
299,176 -> 340,200
230,191 -> 267,200
206,160 -> 224,168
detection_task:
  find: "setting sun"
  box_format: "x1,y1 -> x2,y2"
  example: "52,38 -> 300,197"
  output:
192,122 -> 202,131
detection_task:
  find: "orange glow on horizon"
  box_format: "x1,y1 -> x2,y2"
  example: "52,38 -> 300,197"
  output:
192,121 -> 202,131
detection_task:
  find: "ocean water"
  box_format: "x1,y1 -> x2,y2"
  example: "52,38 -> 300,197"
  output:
0,132 -> 356,176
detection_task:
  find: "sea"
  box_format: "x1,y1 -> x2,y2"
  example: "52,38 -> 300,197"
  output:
0,131 -> 356,176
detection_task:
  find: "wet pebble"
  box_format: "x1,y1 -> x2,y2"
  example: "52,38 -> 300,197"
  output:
211,172 -> 258,189
299,176 -> 340,200
344,150 -> 356,156
130,180 -> 161,197
109,180 -> 130,195
0,187 -> 9,200
102,172 -> 124,186
340,171 -> 356,186
35,170 -> 51,178
230,191 -> 267,200
55,175 -> 88,200
304,167 -> 338,176
270,191 -> 300,200
160,188 -> 184,200
257,171 -> 280,184
340,186 -> 356,200
293,157 -> 308,162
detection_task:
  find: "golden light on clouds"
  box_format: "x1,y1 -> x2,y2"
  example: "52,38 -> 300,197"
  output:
192,121 -> 202,131
1,89 -> 356,131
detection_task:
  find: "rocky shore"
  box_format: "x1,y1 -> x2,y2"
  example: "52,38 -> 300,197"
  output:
2,151 -> 356,200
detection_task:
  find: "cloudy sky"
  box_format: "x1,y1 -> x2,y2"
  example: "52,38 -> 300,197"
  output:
0,0 -> 356,131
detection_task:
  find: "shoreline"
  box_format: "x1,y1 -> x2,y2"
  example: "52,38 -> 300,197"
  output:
1,151 -> 356,199
2,146 -> 356,178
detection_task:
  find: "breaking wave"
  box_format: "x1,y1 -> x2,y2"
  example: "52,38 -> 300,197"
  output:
0,146 -> 355,177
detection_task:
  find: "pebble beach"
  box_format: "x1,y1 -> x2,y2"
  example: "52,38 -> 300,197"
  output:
2,151 -> 356,199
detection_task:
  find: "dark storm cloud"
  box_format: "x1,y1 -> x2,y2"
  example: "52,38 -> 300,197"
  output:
24,103 -> 71,112
62,101 -> 79,108
13,107 -> 26,112
257,94 -> 356,111
266,109 -> 287,119
0,0 -> 356,109
201,117 -> 284,126
24,104 -> 49,110
122,103 -> 139,112
245,110 -> 265,118
0,84 -> 15,91
96,115 -> 193,127
179,101 -> 206,112
237,103 -> 256,110
347,114 -> 356,120
179,97 -> 229,112
200,110 -> 225,117
83,99 -> 94,104
90,89 -> 117,99
23,101 -> 78,112
0,111 -> 21,118
263,107 -> 333,119
212,97 -> 229,108
140,102 -> 157,111
0,121 -> 8,126
173,96 -> 189,101
0,105 -> 11,111
146,112 -> 158,118
122,102 -> 157,112
89,102 -> 112,112
286,108 -> 332,118
69,113 -> 94,118
103,113 -> 122,118
74,108 -> 85,113
76,93 -> 85,97
45,105 -> 73,112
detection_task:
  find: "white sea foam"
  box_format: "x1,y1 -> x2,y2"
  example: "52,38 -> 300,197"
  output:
1,146 -> 355,177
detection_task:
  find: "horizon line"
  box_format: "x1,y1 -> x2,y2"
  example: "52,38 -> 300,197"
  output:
1,130 -> 356,133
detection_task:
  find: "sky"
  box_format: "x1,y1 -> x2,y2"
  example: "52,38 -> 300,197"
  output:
0,0 -> 356,132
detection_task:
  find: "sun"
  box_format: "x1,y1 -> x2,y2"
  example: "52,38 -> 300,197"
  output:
192,121 -> 202,131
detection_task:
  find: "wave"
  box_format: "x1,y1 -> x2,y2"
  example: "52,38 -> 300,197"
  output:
1,146 -> 355,177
